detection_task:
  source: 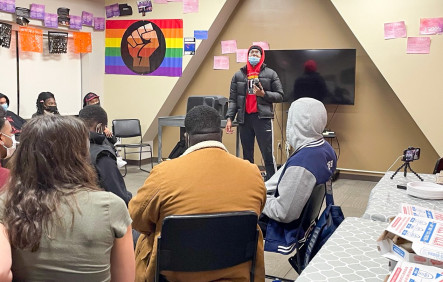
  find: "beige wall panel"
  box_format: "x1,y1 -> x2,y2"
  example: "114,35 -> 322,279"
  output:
160,0 -> 437,174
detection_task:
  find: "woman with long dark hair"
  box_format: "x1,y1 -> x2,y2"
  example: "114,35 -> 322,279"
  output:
32,91 -> 59,117
0,115 -> 135,281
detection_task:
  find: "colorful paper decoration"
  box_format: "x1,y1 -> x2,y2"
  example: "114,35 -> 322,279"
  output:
82,11 -> 93,26
105,19 -> 183,77
70,15 -> 82,30
93,17 -> 105,30
0,22 -> 12,48
73,32 -> 91,53
0,0 -> 15,13
44,13 -> 58,28
48,31 -> 68,54
30,4 -> 45,20
19,26 -> 43,53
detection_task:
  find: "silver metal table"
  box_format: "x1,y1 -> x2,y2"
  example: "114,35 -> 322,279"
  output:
362,171 -> 442,222
297,217 -> 389,282
158,115 -> 239,163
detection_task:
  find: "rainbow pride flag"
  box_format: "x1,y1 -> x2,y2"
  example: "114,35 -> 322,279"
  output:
105,19 -> 183,77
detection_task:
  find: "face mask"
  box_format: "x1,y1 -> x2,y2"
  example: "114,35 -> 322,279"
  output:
248,56 -> 260,66
1,133 -> 17,159
1,104 -> 7,112
45,106 -> 58,114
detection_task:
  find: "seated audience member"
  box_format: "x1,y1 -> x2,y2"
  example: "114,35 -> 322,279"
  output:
78,105 -> 132,205
0,115 -> 135,281
0,93 -> 26,139
129,105 -> 267,281
260,98 -> 337,245
32,91 -> 59,117
83,92 -> 116,144
0,107 -> 14,190
0,223 -> 12,281
83,92 -> 101,107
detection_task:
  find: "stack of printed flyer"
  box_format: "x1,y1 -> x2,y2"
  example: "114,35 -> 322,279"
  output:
379,204 -> 443,281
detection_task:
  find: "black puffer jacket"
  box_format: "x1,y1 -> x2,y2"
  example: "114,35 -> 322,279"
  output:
226,64 -> 284,124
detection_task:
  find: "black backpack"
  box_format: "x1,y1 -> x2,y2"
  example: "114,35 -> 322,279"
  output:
168,140 -> 187,159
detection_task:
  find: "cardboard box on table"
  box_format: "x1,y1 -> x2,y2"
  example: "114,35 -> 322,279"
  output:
377,213 -> 443,268
385,261 -> 443,282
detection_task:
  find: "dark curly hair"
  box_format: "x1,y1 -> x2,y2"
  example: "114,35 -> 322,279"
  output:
78,105 -> 108,129
35,91 -> 59,116
3,115 -> 100,251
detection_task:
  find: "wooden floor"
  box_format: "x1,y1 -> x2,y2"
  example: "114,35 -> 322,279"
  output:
122,164 -> 377,281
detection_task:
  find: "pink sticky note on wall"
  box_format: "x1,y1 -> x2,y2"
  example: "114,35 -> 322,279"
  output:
384,21 -> 407,39
221,40 -> 237,54
420,18 -> 443,35
236,49 -> 248,63
214,56 -> 229,70
406,37 -> 430,54
183,0 -> 198,13
252,41 -> 269,50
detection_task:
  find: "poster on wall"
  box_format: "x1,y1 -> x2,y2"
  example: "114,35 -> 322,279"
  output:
105,19 -> 183,77
137,0 -> 152,16
184,37 -> 195,55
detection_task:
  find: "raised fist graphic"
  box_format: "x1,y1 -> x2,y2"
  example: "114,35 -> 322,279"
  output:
121,21 -> 166,74
127,23 -> 159,71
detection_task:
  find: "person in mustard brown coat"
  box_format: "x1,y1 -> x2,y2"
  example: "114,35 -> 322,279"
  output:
129,105 -> 267,281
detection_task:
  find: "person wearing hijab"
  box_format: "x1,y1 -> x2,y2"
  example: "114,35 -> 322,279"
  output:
260,98 -> 337,241
225,45 -> 284,180
32,92 -> 59,117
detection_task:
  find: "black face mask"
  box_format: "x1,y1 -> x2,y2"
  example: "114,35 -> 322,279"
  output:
45,106 -> 58,113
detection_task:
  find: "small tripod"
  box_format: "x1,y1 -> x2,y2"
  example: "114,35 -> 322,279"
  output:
390,160 -> 424,181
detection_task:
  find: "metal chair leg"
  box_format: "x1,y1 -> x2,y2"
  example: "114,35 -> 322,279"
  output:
138,146 -> 151,173
150,146 -> 153,169
121,148 -> 127,177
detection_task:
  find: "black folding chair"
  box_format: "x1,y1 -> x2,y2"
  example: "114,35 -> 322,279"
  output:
112,119 -> 153,177
155,211 -> 259,282
265,183 -> 326,281
433,157 -> 443,174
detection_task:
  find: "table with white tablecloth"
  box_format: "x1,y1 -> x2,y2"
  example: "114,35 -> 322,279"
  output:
297,217 -> 389,282
362,171 -> 443,222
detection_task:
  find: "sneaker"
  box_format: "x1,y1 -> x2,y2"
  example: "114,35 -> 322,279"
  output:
116,156 -> 127,168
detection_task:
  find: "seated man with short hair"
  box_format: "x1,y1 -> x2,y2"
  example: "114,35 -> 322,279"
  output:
261,98 -> 337,251
78,105 -> 132,205
129,105 -> 267,281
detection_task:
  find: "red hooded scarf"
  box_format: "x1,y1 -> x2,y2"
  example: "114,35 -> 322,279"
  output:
245,45 -> 265,114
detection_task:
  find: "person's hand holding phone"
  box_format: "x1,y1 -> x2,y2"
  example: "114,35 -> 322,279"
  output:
253,82 -> 265,97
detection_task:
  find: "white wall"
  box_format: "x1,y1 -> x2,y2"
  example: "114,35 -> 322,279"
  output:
0,0 -> 105,116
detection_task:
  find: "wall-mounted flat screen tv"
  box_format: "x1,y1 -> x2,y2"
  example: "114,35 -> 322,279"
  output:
264,49 -> 356,105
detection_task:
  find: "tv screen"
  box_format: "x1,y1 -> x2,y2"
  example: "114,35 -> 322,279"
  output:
264,49 -> 356,105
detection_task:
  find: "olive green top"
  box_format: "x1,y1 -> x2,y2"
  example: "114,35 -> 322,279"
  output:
0,189 -> 131,282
